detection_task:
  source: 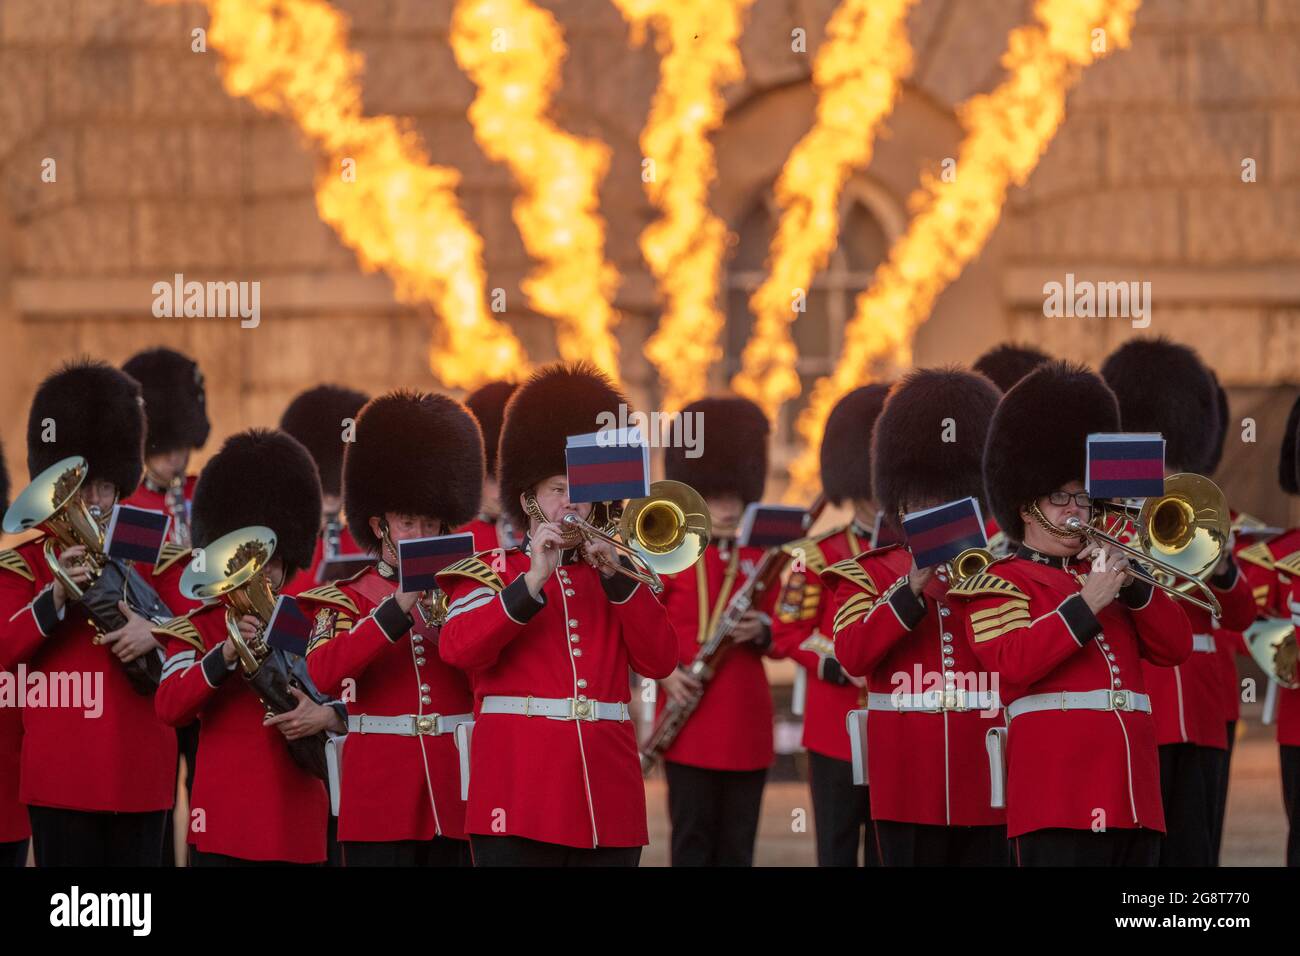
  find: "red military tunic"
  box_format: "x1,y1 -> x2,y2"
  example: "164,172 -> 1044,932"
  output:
459,517 -> 502,553
283,526 -> 367,597
1140,561 -> 1254,749
153,603 -> 330,862
948,550 -> 1192,838
437,548 -> 677,849
655,540 -> 779,772
1269,535 -> 1300,747
1234,532 -> 1300,744
123,474 -> 197,517
820,544 -> 1005,827
302,566 -> 472,843
771,523 -> 868,761
0,538 -> 175,813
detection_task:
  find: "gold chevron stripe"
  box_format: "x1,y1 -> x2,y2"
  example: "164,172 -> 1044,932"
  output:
1237,541 -> 1275,571
153,543 -> 192,576
973,618 -> 1030,643
822,557 -> 877,597
298,583 -> 359,615
969,599 -> 1030,624
436,555 -> 504,593
0,549 -> 34,582
152,614 -> 205,654
949,571 -> 1028,601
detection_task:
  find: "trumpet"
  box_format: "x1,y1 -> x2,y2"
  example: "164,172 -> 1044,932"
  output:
532,480 -> 710,593
948,547 -> 993,583
1062,472 -> 1229,616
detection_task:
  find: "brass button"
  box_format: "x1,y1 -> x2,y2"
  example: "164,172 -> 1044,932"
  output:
421,695 -> 432,705
576,678 -> 587,689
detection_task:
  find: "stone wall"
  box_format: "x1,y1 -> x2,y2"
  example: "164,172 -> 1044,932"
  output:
0,0 -> 1297,520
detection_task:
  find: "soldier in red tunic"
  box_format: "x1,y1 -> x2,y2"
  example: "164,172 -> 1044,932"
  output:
154,429 -> 345,865
654,396 -> 779,866
1101,339 -> 1255,867
301,390 -> 484,866
948,362 -> 1192,866
279,385 -> 371,596
1267,397 -> 1300,867
0,447 -> 27,868
437,362 -> 678,866
771,384 -> 887,867
819,368 -> 1008,865
460,381 -> 520,553
0,361 -> 176,865
120,347 -> 211,550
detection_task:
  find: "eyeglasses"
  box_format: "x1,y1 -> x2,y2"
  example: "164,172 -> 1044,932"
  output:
1046,491 -> 1092,508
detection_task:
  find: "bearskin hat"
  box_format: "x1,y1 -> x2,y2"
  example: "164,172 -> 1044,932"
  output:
122,348 -> 211,456
1101,337 -> 1216,473
872,368 -> 1000,529
665,396 -> 769,506
465,381 -> 518,478
984,362 -> 1120,541
27,359 -> 144,493
497,362 -> 627,529
343,391 -> 484,552
191,429 -> 322,574
1281,394 -> 1300,495
1203,374 -> 1229,476
972,343 -> 1051,394
279,385 -> 370,498
820,384 -> 890,506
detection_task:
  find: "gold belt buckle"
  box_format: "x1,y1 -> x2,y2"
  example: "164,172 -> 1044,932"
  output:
942,689 -> 966,712
1110,690 -> 1129,711
569,698 -> 595,721
415,714 -> 441,735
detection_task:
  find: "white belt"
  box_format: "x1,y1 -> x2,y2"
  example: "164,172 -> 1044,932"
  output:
480,695 -> 629,722
866,689 -> 998,713
347,713 -> 473,736
1192,633 -> 1217,653
1007,689 -> 1151,721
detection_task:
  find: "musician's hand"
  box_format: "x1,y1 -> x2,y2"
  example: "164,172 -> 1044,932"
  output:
1080,548 -> 1131,616
264,685 -> 335,740
221,615 -> 262,666
730,609 -> 766,644
51,545 -> 94,610
98,602 -> 162,662
660,666 -> 703,707
908,557 -> 935,596
394,588 -> 421,613
582,536 -> 619,577
525,522 -> 565,596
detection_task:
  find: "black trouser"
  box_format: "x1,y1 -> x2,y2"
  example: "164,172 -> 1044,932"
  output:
873,820 -> 1009,866
1157,742 -> 1217,866
1282,745 -> 1300,867
161,721 -> 200,867
1,839 -> 28,867
190,848 -> 318,867
28,806 -> 167,867
469,834 -> 641,867
807,750 -> 875,867
1209,720 -> 1236,865
342,836 -> 471,866
1015,827 -> 1161,866
664,761 -> 767,866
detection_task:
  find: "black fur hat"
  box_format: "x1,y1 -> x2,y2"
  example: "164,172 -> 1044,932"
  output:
1281,394 -> 1300,495
665,396 -> 769,506
1101,337 -> 1216,473
27,359 -> 145,493
972,343 -> 1051,394
872,368 -> 1000,528
343,391 -> 484,552
465,381 -> 518,478
1203,373 -> 1228,476
498,362 -> 628,530
820,384 -> 890,506
279,385 -> 370,498
191,429 -> 322,573
984,361 -> 1120,540
122,348 -> 211,455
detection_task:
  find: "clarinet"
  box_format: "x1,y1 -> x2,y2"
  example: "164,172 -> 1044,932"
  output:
640,494 -> 828,774
165,476 -> 191,548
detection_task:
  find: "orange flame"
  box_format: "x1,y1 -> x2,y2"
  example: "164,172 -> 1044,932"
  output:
732,0 -> 917,422
451,0 -> 623,380
613,0 -> 756,412
198,0 -> 528,388
787,0 -> 1142,499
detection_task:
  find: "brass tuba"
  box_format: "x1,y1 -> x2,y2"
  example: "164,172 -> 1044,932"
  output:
1064,473 -> 1229,616
1245,618 -> 1298,690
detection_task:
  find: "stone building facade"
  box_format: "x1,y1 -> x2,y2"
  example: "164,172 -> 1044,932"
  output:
0,0 -> 1297,524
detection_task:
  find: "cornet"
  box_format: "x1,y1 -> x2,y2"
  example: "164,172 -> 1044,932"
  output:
528,480 -> 710,593
1063,472 -> 1229,616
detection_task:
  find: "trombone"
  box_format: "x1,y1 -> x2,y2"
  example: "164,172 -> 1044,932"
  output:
549,480 -> 710,593
1062,472 -> 1229,616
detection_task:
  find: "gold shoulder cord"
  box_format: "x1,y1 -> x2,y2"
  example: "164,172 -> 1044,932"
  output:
695,547 -> 740,644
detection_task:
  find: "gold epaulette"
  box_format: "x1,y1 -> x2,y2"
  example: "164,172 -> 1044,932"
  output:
153,543 -> 191,576
298,583 -> 359,615
1275,550 -> 1300,580
781,536 -> 829,576
821,557 -> 878,596
798,634 -> 835,658
948,570 -> 1030,602
152,614 -> 205,654
436,555 -> 504,593
0,548 -> 34,582
1237,541 -> 1275,571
